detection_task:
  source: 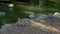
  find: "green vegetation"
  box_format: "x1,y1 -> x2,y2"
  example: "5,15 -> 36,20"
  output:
0,0 -> 60,28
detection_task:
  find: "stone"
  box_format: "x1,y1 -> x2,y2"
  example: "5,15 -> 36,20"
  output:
0,29 -> 5,34
1,24 -> 12,29
0,18 -> 60,34
53,12 -> 60,18
8,4 -> 14,8
48,13 -> 53,18
8,4 -> 14,11
16,18 -> 26,26
0,12 -> 5,16
29,13 -> 35,19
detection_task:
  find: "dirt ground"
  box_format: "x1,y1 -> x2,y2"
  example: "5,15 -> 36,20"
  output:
0,18 -> 60,34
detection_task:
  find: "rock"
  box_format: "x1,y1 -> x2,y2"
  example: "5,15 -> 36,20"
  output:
0,12 -> 5,16
8,4 -> 14,11
8,4 -> 14,8
53,12 -> 60,18
0,29 -> 5,34
29,13 -> 36,19
1,24 -> 12,29
48,13 -> 53,18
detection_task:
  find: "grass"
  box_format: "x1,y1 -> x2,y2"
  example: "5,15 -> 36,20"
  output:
0,1 -> 60,28
0,2 -> 50,27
